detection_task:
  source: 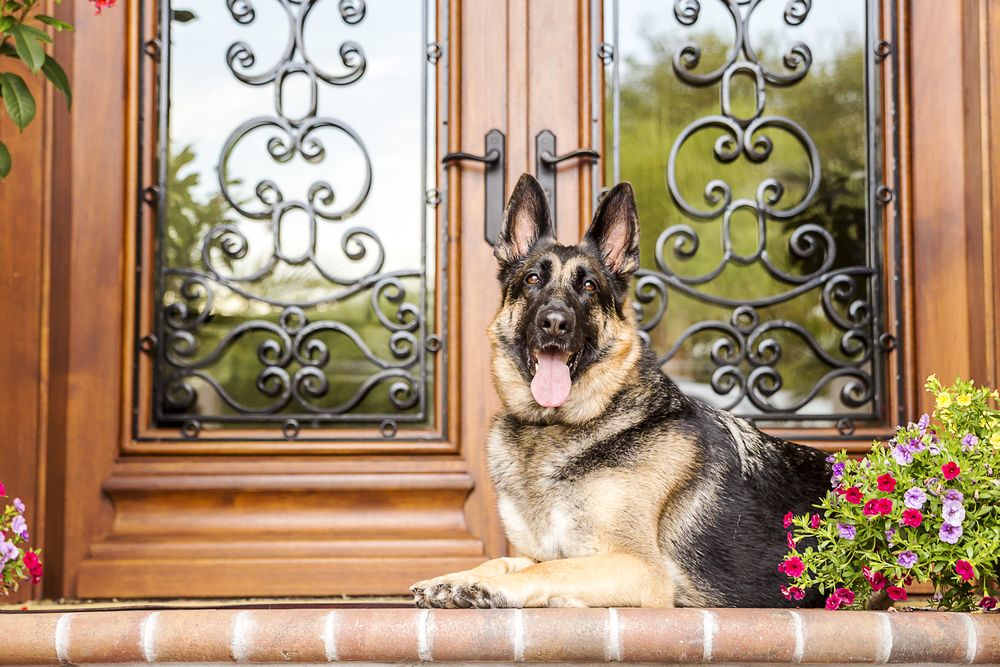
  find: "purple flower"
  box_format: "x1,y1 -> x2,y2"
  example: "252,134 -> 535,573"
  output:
886,528 -> 897,545
12,497 -> 24,513
0,538 -> 16,567
917,413 -> 930,432
925,478 -> 940,495
837,523 -> 857,540
906,437 -> 926,453
891,445 -> 914,465
10,515 -> 27,539
944,489 -> 964,504
897,551 -> 918,568
825,454 -> 836,463
962,434 -> 979,450
831,461 -> 846,485
939,522 -> 963,544
942,502 -> 966,526
903,487 -> 927,509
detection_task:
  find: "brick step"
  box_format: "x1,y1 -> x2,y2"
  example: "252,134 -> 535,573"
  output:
0,607 -> 997,664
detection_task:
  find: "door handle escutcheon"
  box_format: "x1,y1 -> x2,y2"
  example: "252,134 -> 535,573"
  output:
443,129 -> 506,246
535,130 -> 600,232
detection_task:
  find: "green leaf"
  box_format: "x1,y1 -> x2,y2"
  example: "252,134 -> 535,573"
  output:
18,23 -> 53,43
41,55 -> 70,108
0,72 -> 35,130
0,16 -> 14,32
11,24 -> 45,72
0,140 -> 10,179
35,15 -> 73,32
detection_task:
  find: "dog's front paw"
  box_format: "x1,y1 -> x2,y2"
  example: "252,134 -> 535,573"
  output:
411,578 -> 512,609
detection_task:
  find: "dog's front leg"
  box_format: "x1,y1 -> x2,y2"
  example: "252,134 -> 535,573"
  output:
415,552 -> 673,609
411,557 -> 536,608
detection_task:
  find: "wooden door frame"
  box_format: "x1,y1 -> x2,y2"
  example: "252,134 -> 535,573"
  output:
2,0 -> 999,600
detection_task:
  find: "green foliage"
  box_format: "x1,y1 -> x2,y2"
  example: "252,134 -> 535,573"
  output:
614,24 -> 868,407
0,0 -> 74,178
781,377 -> 1000,611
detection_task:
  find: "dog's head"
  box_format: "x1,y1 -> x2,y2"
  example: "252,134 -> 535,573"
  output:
488,173 -> 643,423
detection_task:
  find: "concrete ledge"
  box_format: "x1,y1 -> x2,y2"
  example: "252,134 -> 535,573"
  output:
0,607 -> 997,664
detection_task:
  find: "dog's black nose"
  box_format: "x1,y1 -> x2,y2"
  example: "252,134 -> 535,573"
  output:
538,307 -> 574,337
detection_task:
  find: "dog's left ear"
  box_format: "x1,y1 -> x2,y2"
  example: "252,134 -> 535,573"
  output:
494,173 -> 554,267
583,182 -> 640,277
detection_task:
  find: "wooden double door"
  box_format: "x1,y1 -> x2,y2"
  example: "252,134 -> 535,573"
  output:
3,0 -> 1000,600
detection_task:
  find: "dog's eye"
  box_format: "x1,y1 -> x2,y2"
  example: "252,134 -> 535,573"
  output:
582,279 -> 597,293
525,273 -> 540,285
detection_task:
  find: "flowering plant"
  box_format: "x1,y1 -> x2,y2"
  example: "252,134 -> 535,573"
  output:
779,376 -> 1000,611
0,480 -> 43,594
0,0 -> 115,179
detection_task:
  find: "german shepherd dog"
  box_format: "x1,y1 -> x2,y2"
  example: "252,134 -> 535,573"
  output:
411,174 -> 830,608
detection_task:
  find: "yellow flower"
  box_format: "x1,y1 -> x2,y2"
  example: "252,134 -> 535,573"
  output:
956,393 -> 972,407
991,432 -> 1000,448
936,392 -> 953,408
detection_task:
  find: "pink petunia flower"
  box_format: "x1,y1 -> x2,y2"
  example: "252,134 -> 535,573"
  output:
780,556 -> 805,578
780,584 -> 805,602
877,473 -> 897,493
810,514 -> 821,529
980,596 -> 997,610
835,588 -> 855,606
955,560 -> 975,582
90,0 -> 116,15
863,566 -> 887,592
877,498 -> 893,515
901,508 -> 923,527
786,532 -> 796,550
941,462 -> 961,480
863,499 -> 880,517
886,586 -> 908,601
783,512 -> 793,529
844,487 -> 863,504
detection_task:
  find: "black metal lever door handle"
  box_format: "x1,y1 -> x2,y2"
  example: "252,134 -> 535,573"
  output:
442,129 -> 506,246
535,130 -> 600,232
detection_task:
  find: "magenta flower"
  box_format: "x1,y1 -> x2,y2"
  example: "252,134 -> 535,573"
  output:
783,511 -> 793,529
897,551 -> 918,568
0,481 -> 5,497
810,514 -> 821,529
780,556 -> 805,578
942,462 -> 961,480
980,596 -> 997,610
887,586 -> 908,601
786,532 -> 796,550
835,588 -> 855,605
955,560 -> 975,582
877,473 -> 897,493
863,499 -> 880,517
939,522 -> 963,544
903,487 -> 927,509
901,508 -> 923,527
781,584 -> 805,601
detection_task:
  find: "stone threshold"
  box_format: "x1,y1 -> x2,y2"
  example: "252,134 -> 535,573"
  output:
0,606 -> 997,664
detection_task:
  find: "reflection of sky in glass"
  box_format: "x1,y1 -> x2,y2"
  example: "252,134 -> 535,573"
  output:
608,0 -> 875,420
169,2 -> 429,284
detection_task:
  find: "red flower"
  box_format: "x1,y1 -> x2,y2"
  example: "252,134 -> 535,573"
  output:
90,0 -> 116,14
835,588 -> 856,606
780,584 -> 805,601
844,487 -> 863,504
0,482 -> 6,496
877,498 -> 893,515
783,511 -> 794,529
955,560 -> 975,582
980,596 -> 998,610
901,509 -> 923,527
786,532 -> 796,550
810,514 -> 821,529
886,586 -> 908,601
862,499 -> 880,517
942,461 -> 961,480
825,594 -> 842,610
877,473 -> 897,493
22,551 -> 43,584
780,556 -> 805,578
863,566 -> 887,591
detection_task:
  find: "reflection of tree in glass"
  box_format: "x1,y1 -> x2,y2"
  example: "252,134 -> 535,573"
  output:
160,143 -> 427,424
613,26 -> 869,412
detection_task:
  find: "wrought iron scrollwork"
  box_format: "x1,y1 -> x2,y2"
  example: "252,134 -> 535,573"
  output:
605,0 -> 889,421
148,0 -> 439,436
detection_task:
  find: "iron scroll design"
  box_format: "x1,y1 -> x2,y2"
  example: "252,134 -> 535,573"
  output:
599,0 -> 897,428
142,0 -> 443,438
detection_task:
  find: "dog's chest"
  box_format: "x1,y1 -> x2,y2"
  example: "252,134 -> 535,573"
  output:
496,488 -> 598,562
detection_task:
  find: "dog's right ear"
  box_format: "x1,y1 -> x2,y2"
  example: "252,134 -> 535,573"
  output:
494,173 -> 553,266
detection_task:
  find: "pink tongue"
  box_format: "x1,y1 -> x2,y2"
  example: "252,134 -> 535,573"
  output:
530,352 -> 572,408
